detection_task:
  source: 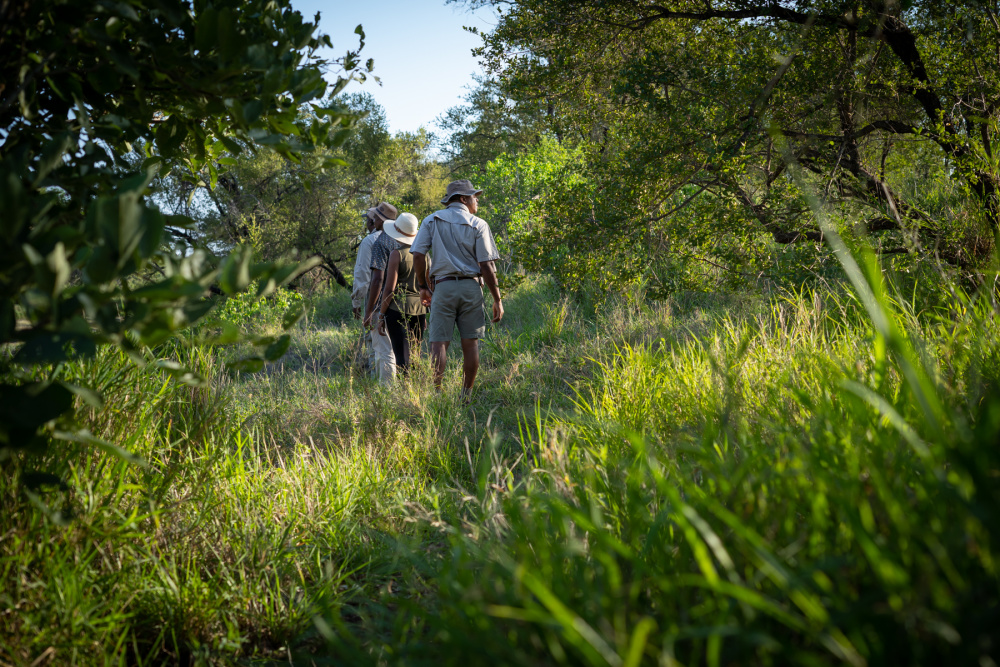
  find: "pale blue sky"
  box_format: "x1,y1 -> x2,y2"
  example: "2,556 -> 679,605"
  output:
290,0 -> 497,135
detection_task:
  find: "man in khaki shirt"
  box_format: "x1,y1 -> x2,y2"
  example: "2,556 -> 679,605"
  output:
411,180 -> 503,398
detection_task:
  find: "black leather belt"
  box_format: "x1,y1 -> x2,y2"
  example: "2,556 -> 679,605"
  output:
435,275 -> 480,283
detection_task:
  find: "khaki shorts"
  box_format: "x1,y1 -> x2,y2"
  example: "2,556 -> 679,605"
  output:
428,279 -> 485,341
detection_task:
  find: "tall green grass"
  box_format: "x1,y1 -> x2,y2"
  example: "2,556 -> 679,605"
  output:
373,272 -> 1000,665
3,268 -> 1000,665
2,281 -> 582,664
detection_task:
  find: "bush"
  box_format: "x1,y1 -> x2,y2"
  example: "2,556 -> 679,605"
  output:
214,288 -> 304,330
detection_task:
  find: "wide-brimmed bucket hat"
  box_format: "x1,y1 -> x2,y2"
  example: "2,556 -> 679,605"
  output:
383,212 -> 419,245
440,179 -> 483,205
367,201 -> 399,222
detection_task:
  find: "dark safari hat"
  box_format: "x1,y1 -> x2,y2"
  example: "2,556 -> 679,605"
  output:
367,201 -> 399,222
440,179 -> 483,205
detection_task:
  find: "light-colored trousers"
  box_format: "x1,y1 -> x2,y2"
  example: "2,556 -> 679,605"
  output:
371,320 -> 396,384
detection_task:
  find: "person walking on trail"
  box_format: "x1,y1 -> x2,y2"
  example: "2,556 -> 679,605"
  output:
351,213 -> 378,320
411,180 -> 503,399
376,212 -> 432,377
362,201 -> 400,384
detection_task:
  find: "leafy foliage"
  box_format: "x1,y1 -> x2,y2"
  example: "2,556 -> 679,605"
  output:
448,0 -> 1000,292
436,74 -> 549,174
0,0 -> 366,460
214,288 -> 304,330
477,137 -> 584,273
157,93 -> 450,289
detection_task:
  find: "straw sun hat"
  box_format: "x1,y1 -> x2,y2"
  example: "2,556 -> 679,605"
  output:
383,212 -> 419,245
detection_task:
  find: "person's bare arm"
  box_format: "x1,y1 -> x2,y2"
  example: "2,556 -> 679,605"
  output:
413,251 -> 432,306
376,251 -> 401,336
479,260 -> 503,323
364,268 -> 383,328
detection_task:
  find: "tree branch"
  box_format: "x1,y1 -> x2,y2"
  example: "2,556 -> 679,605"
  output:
315,253 -> 348,287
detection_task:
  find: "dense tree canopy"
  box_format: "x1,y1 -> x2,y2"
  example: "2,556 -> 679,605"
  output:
449,0 -> 1000,288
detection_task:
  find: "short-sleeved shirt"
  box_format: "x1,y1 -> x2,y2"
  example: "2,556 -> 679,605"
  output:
370,229 -> 399,273
351,230 -> 379,307
410,203 -> 500,279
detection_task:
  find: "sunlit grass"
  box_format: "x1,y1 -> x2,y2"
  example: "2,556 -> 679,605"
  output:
3,273 -> 1000,665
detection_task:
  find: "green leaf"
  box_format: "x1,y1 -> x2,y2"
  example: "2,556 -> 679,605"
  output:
0,382 -> 74,433
195,6 -> 218,52
282,301 -> 306,330
227,357 -> 265,373
264,333 -> 291,361
202,320 -> 240,345
261,67 -> 284,96
83,243 -> 116,284
105,43 -> 140,79
116,193 -> 144,264
246,44 -> 271,70
250,131 -> 284,146
54,429 -> 147,468
182,299 -> 215,325
58,381 -> 104,410
131,276 -> 206,301
0,160 -> 29,243
217,7 -> 239,60
34,133 -> 73,185
242,99 -> 263,125
45,242 -> 70,296
141,156 -> 166,177
23,241 -> 71,297
207,161 -> 219,190
138,207 -> 165,258
220,247 -> 253,294
21,471 -> 68,491
87,65 -> 120,95
219,136 -> 244,156
14,331 -> 97,364
154,359 -> 207,386
155,118 -> 188,159
105,16 -> 124,38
